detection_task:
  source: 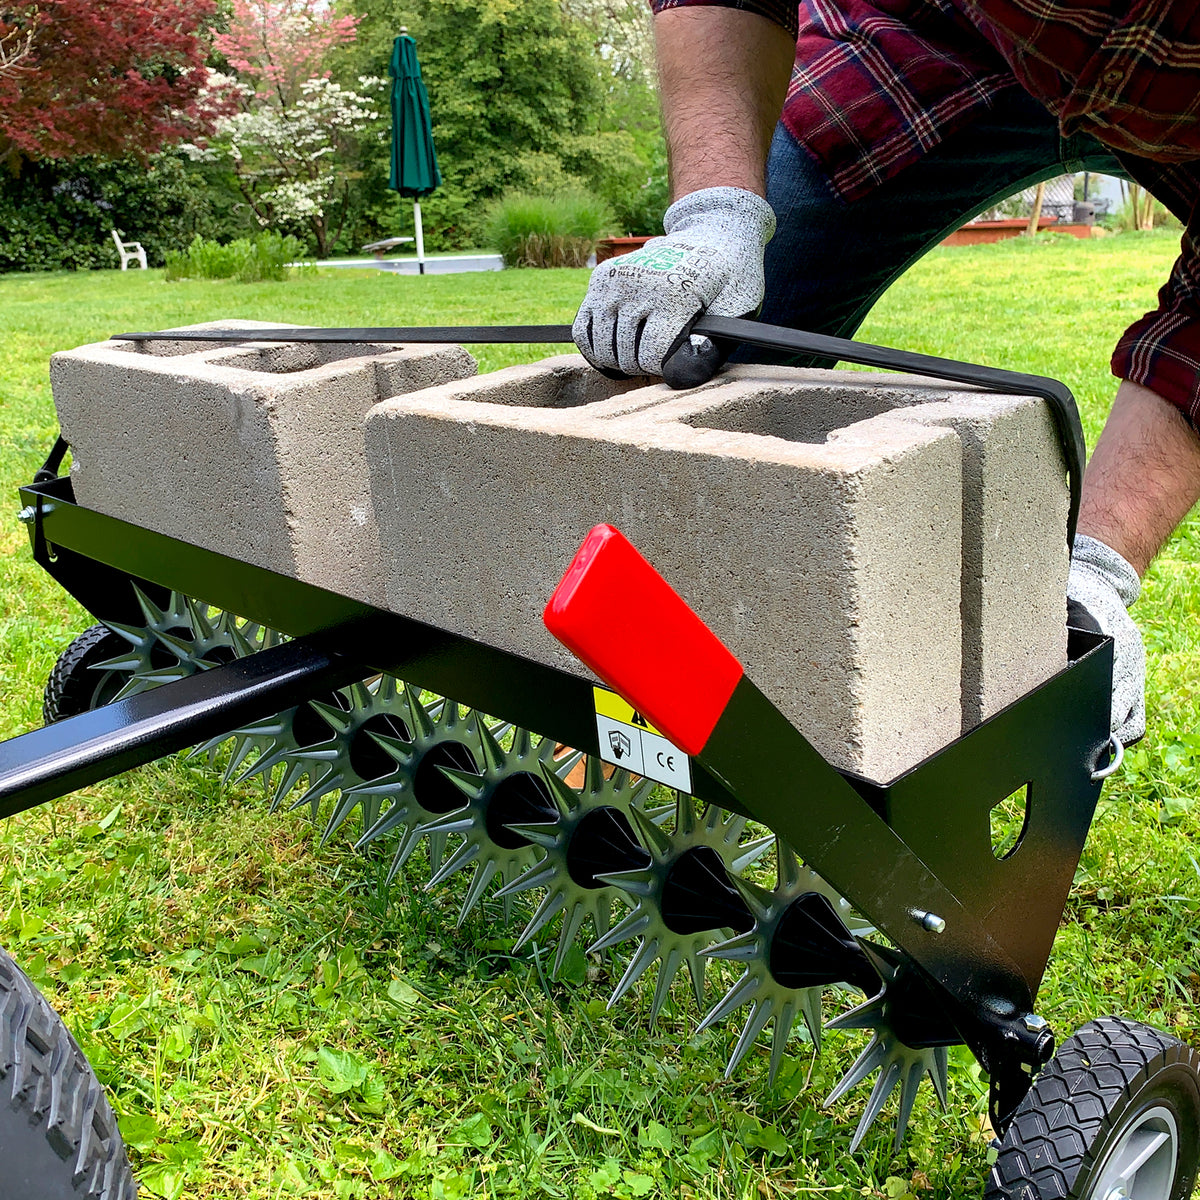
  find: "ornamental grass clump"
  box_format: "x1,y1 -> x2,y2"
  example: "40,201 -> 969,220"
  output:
487,189 -> 613,268
164,232 -> 303,282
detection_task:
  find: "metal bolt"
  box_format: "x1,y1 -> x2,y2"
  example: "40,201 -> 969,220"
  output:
913,910 -> 946,934
1023,1013 -> 1048,1033
17,506 -> 36,524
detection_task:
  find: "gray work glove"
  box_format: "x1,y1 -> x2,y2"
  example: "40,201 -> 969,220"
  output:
573,186 -> 776,388
1067,534 -> 1145,745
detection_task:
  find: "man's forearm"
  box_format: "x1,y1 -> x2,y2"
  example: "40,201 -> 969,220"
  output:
655,7 -> 795,201
1079,380 -> 1200,576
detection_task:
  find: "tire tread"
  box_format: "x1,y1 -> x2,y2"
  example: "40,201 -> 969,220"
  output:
0,947 -> 135,1198
987,1016 -> 1200,1199
43,626 -> 129,725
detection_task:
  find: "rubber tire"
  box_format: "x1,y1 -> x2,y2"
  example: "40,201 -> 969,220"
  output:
43,626 -> 133,725
987,1016 -> 1200,1199
0,946 -> 136,1198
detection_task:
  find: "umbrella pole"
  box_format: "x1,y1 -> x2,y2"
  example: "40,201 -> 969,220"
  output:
414,200 -> 426,275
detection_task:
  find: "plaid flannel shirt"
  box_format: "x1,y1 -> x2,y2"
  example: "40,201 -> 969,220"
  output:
649,0 -> 1200,425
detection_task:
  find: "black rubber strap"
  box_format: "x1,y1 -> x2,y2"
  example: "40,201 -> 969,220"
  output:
113,325 -> 576,345
111,316 -> 1085,543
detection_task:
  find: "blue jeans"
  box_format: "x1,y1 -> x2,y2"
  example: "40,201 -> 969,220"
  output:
740,89 -> 1127,366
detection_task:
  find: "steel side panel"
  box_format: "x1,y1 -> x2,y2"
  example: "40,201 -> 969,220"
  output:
872,639 -> 1110,990
19,480 -> 681,791
19,482 -> 1107,1007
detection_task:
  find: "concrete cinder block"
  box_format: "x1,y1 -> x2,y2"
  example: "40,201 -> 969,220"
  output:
367,363 -> 1068,780
52,327 -> 1067,781
690,369 -> 1070,728
50,321 -> 477,604
884,390 -> 1069,725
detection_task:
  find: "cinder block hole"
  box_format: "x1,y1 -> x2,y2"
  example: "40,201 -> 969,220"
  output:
113,339 -> 221,358
212,343 -> 387,374
684,386 -> 913,443
435,360 -> 652,410
990,783 -> 1030,860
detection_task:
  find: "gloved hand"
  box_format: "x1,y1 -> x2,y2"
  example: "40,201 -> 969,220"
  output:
1067,533 -> 1146,745
573,187 -> 775,388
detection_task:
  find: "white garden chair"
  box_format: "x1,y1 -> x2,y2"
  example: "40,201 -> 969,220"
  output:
110,230 -> 148,271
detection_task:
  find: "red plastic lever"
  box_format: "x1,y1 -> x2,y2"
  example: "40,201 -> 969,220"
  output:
543,525 -> 744,756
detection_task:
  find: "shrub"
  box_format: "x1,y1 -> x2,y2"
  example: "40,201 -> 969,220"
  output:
0,154 -> 257,273
164,232 -> 303,282
486,189 -> 613,268
1106,192 -> 1182,233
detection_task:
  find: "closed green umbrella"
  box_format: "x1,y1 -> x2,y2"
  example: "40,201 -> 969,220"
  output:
389,28 -> 441,274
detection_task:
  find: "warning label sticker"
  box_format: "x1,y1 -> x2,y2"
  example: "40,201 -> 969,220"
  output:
593,687 -> 692,791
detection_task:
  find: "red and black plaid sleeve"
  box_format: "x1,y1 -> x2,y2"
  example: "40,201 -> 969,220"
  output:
1109,158 -> 1200,427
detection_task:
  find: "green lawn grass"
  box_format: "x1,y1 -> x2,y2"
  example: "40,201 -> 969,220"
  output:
1,235 -> 1198,1199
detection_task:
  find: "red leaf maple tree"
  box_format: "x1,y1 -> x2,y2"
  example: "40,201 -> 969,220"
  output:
0,0 -> 227,168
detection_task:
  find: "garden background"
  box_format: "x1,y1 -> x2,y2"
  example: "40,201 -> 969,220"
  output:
0,0 -> 665,272
3,0 -> 1200,1196
3,235 -> 1200,1199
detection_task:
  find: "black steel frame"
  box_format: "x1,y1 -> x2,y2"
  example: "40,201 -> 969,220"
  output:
2,317 -> 1113,1132
8,468 -> 1112,1131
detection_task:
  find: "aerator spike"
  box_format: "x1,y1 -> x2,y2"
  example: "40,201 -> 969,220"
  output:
90,649 -> 147,675
270,759 -> 312,810
698,842 -> 870,1077
476,720 -> 507,775
99,618 -> 155,648
500,856 -> 560,902
499,823 -> 562,854
436,765 -> 488,800
607,937 -> 662,1007
589,905 -> 653,954
288,774 -> 338,822
513,888 -> 567,950
309,698 -> 356,736
184,597 -> 218,643
130,583 -> 170,629
650,946 -> 691,1017
587,793 -> 767,1017
822,948 -> 950,1151
220,734 -> 260,787
403,681 -> 437,741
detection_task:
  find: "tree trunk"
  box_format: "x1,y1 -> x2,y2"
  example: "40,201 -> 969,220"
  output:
1026,181 -> 1046,237
1130,184 -> 1155,231
1140,188 -> 1156,231
309,214 -> 328,258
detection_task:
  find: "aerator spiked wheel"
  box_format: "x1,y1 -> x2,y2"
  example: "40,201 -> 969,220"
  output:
44,590 -> 273,723
699,841 -> 875,1081
352,685 -> 487,880
822,944 -> 952,1152
590,793 -> 773,1018
987,1017 -> 1200,1200
416,722 -> 582,926
496,756 -> 659,974
94,587 -> 273,697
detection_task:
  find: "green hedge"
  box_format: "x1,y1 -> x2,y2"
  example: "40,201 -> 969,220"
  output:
486,189 -> 613,267
0,155 -> 257,273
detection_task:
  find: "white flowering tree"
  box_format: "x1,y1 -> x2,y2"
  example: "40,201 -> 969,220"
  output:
213,76 -> 383,257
